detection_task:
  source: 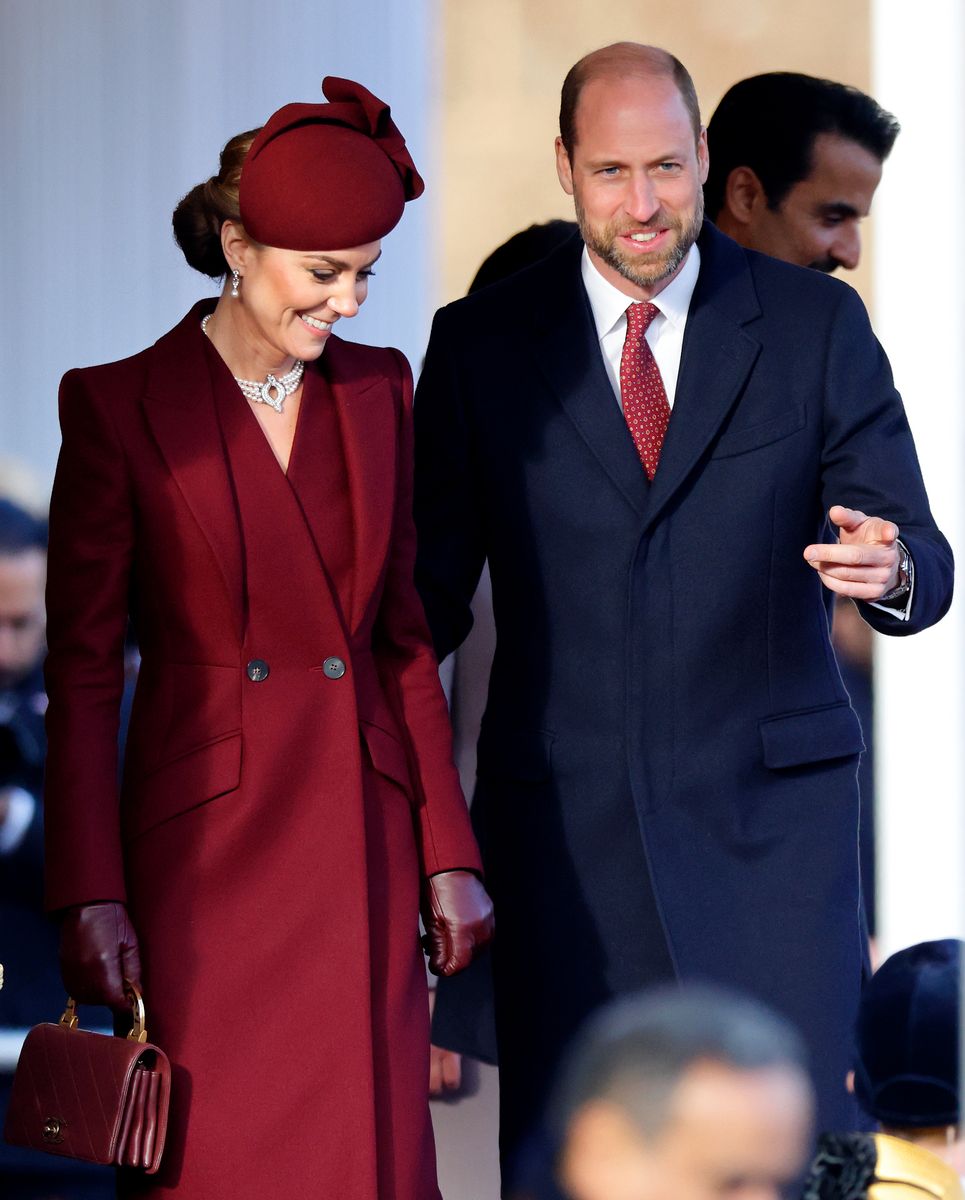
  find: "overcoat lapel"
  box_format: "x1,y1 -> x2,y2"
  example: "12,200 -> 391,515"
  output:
641,225 -> 763,532
141,303 -> 244,635
325,336 -> 396,631
533,241 -> 650,517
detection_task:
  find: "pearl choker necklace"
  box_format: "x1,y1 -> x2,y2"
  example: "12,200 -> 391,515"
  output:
201,313 -> 304,413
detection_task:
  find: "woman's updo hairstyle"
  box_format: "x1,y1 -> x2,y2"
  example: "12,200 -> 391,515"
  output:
172,128 -> 260,278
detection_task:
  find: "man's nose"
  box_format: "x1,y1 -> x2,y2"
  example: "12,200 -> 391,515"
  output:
832,225 -> 861,271
625,173 -> 660,223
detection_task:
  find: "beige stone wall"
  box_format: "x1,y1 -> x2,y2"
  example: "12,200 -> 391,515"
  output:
438,0 -> 875,306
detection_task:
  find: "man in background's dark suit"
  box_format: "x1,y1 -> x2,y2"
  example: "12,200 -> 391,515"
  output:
414,42 -> 953,1187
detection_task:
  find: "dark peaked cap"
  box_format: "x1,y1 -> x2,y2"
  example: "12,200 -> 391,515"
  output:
853,938 -> 961,1127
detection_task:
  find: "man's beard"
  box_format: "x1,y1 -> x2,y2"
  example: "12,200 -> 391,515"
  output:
808,256 -> 840,274
575,190 -> 703,290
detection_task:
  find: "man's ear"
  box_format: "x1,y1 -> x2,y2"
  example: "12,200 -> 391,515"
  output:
555,136 -> 575,196
722,165 -> 768,226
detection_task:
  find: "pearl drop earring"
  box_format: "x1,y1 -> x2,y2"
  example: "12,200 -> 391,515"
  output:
230,269 -> 240,298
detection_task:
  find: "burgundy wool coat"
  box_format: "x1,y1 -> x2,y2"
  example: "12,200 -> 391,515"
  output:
43,301 -> 482,1199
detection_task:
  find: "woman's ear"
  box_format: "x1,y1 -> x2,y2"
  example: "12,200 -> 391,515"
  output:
221,220 -> 252,275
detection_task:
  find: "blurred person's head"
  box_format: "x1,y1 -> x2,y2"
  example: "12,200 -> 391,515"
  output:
555,43 -> 707,301
551,986 -> 813,1200
705,73 -> 899,273
468,220 -> 579,295
0,498 -> 47,690
854,939 -> 962,1171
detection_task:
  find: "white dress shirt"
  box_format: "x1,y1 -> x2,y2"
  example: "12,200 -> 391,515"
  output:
581,243 -> 700,409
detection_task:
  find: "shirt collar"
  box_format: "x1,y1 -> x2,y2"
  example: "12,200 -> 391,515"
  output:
581,242 -> 701,342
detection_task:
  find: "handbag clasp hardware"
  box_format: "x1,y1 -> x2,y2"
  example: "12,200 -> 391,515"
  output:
58,979 -> 148,1043
59,998 -> 79,1030
42,1116 -> 66,1144
126,980 -> 148,1044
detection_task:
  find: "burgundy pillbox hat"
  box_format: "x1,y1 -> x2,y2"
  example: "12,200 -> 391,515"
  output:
239,76 -> 424,250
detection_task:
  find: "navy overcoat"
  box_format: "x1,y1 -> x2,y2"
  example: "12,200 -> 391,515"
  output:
413,223 -> 953,1167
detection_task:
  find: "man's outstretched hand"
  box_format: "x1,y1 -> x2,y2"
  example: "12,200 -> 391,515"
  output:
804,505 -> 901,600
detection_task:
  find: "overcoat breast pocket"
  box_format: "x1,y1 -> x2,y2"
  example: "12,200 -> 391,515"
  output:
709,405 -> 807,460
122,662 -> 242,840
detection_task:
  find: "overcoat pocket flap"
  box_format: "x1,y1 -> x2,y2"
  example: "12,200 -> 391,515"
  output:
360,720 -> 413,794
710,405 -> 806,459
476,728 -> 554,782
759,703 -> 865,769
123,732 -> 242,840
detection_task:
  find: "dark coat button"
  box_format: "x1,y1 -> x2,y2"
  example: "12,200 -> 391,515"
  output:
246,659 -> 270,682
322,656 -> 346,679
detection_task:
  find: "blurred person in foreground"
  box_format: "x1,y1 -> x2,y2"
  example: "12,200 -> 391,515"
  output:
413,40 -> 952,1187
803,940 -> 964,1200
42,76 -> 491,1199
704,72 -> 899,274
544,986 -> 812,1200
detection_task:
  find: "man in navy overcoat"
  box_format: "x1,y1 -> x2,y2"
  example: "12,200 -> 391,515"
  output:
413,42 -> 953,1184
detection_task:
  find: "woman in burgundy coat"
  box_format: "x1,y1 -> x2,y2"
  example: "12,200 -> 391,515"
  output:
43,78 -> 493,1199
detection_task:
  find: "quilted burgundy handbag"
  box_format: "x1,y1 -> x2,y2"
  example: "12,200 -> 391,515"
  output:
4,981 -> 171,1172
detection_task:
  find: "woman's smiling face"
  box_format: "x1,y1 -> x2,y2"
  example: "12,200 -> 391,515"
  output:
229,232 -> 382,365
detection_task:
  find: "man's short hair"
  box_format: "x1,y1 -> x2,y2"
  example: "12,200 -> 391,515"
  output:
704,72 -> 900,220
559,43 -> 702,158
0,497 -> 47,556
549,985 -> 808,1140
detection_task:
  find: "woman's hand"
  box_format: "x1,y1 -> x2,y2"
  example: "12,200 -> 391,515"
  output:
421,870 -> 494,976
59,901 -> 142,1013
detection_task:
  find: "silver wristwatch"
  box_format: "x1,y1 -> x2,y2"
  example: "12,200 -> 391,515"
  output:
877,539 -> 911,604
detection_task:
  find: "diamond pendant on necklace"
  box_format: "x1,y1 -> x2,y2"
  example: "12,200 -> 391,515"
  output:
201,313 -> 304,413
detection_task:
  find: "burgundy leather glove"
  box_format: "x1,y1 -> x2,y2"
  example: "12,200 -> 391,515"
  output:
58,901 -> 142,1013
421,870 -> 494,977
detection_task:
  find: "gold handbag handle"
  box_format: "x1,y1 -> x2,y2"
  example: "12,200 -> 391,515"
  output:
60,979 -> 148,1043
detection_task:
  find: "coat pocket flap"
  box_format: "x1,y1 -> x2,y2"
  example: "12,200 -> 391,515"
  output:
760,703 -> 865,769
710,405 -> 806,459
123,732 -> 242,841
360,720 -> 413,795
476,728 -> 555,782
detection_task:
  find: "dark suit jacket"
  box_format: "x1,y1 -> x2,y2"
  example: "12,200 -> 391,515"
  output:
413,224 -> 953,1159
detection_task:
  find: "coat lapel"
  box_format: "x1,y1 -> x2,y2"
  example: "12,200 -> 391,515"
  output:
641,225 -> 763,533
141,302 -> 244,634
325,336 -> 396,630
532,240 -> 651,517
531,228 -> 764,530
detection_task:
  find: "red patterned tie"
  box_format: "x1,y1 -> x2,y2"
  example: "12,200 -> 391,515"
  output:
619,302 -> 671,481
